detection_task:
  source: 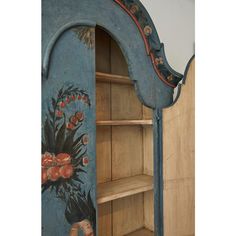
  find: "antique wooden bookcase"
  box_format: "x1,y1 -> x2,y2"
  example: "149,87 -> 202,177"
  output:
41,1 -> 189,236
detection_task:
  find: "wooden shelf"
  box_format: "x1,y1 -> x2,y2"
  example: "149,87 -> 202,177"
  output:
96,72 -> 133,85
96,120 -> 153,126
97,175 -> 153,204
125,228 -> 154,236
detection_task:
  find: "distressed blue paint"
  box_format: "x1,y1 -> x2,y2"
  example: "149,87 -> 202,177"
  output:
42,27 -> 97,236
42,20 -> 96,80
113,0 -> 183,87
42,1 -> 185,236
42,0 -> 176,109
153,109 -> 164,236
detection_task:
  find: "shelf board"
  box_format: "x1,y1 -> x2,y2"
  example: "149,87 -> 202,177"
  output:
96,120 -> 153,126
96,72 -> 133,85
125,228 -> 154,236
97,175 -> 153,204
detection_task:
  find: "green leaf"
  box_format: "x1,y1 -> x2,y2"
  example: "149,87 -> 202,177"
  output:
51,98 -> 57,108
63,124 -> 82,154
44,118 -> 55,153
55,116 -> 66,154
75,168 -> 87,174
72,175 -> 84,184
58,88 -> 64,98
87,190 -> 96,226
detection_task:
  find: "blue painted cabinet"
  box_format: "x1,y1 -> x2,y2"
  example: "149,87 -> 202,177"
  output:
42,26 -> 97,235
42,1 -> 183,236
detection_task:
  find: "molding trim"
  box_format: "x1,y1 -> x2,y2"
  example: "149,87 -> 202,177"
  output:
114,0 -> 183,88
42,20 -> 96,81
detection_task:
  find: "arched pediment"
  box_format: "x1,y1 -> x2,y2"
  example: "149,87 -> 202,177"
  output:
42,0 -> 183,109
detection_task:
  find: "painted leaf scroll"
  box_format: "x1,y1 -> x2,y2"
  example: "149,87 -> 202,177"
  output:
42,26 -> 96,236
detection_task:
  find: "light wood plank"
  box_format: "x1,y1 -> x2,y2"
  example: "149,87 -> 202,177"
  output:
96,82 -> 111,120
111,84 -> 142,120
96,28 -> 155,236
163,60 -> 195,181
163,59 -> 195,236
96,126 -> 112,184
96,72 -> 132,85
142,106 -> 153,120
143,126 -> 154,176
164,179 -> 195,236
97,175 -> 153,204
112,194 -> 144,236
111,38 -> 129,76
96,119 -> 152,126
98,202 -> 112,236
144,191 -> 154,231
96,81 -> 111,183
125,228 -> 154,236
112,126 -> 143,180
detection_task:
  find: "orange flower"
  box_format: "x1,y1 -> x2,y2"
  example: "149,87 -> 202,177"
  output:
59,101 -> 66,108
66,97 -> 71,104
70,115 -> 78,125
42,168 -> 48,184
67,123 -> 75,130
56,110 -> 63,117
55,153 -> 71,166
59,164 -> 73,179
47,166 -> 61,181
42,152 -> 55,167
71,95 -> 76,101
75,112 -> 84,122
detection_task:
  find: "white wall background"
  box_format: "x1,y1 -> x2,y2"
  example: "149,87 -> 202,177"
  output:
140,0 -> 195,74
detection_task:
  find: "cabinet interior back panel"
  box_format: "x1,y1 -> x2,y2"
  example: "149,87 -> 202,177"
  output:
112,194 -> 144,236
96,27 -> 154,235
112,126 -> 143,180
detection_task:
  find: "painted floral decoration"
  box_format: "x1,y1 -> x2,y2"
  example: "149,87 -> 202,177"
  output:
167,74 -> 174,82
115,0 -> 183,87
130,4 -> 139,14
72,27 -> 95,49
144,25 -> 152,36
42,84 -> 96,235
155,57 -> 164,65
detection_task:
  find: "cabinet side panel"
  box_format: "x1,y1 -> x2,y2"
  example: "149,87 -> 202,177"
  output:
163,60 -> 195,236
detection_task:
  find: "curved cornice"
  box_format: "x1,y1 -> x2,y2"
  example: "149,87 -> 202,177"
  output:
170,54 -> 195,106
114,0 -> 183,88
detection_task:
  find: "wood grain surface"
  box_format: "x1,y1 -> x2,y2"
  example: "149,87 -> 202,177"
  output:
163,59 -> 195,236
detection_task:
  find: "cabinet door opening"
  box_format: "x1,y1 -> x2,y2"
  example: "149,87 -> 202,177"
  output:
96,27 -> 154,236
